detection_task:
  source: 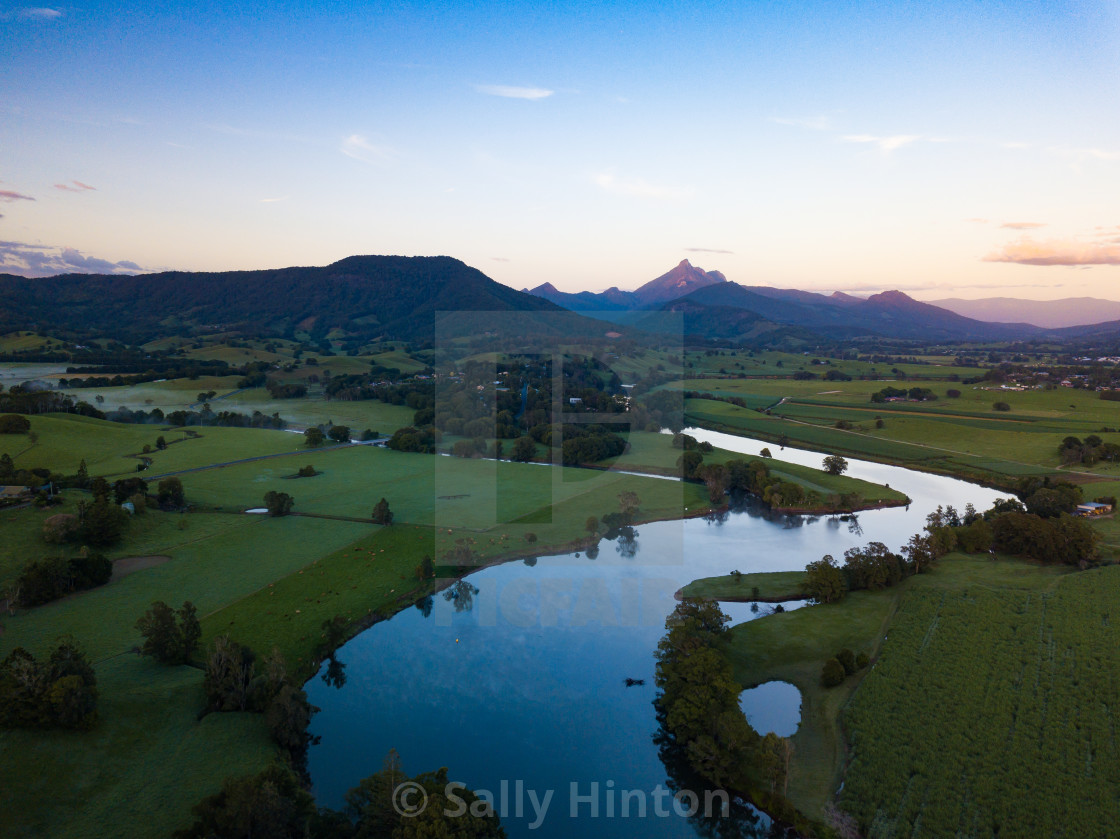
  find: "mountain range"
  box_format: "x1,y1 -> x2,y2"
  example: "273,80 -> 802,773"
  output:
524,260 -> 1042,343
0,255 -> 600,345
4,255 -> 1119,349
928,297 -> 1120,329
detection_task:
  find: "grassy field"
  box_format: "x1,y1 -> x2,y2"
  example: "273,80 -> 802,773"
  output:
0,414 -> 733,838
2,413 -> 305,478
680,570 -> 806,601
721,554 -> 1077,826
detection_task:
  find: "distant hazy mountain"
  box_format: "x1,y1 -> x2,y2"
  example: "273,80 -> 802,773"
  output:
523,259 -> 726,312
525,262 -> 1045,342
665,283 -> 1037,342
0,255 -> 607,344
929,297 -> 1120,329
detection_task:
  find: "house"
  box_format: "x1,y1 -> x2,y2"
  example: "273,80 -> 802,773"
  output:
1076,502 -> 1113,517
0,486 -> 31,500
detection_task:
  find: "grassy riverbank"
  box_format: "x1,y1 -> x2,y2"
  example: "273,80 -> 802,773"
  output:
679,570 -> 806,602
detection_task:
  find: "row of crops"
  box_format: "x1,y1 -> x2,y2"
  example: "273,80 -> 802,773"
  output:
841,567 -> 1120,837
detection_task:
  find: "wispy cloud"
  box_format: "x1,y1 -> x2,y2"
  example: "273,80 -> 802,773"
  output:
53,180 -> 96,193
0,241 -> 146,277
259,196 -> 289,203
593,172 -> 692,200
684,247 -> 734,255
341,133 -> 396,164
984,237 -> 1120,266
474,84 -> 554,100
0,190 -> 35,203
15,7 -> 62,20
1000,221 -> 1045,230
841,134 -> 921,153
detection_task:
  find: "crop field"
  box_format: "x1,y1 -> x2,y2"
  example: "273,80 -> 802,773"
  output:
840,563 -> 1120,838
723,555 -> 1075,822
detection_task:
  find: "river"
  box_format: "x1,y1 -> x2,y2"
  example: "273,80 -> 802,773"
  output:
305,430 -> 1006,837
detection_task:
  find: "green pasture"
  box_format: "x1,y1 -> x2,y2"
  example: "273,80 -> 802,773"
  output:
221,388 -> 416,430
3,414 -> 304,478
680,570 -> 805,601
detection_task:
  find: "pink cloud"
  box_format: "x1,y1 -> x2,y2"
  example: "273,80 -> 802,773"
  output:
999,222 -> 1045,230
0,190 -> 35,202
983,238 -> 1120,266
54,180 -> 96,193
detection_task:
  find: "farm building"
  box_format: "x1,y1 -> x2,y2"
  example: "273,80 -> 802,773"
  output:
0,486 -> 31,500
1076,502 -> 1113,517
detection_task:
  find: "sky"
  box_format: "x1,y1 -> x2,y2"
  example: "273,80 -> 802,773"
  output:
2,0 -> 1119,300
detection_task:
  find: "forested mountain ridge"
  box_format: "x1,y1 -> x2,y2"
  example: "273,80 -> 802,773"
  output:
0,255 -> 597,344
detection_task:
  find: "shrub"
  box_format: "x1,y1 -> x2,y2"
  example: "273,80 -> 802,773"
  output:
297,465 -> 316,478
836,648 -> 856,675
42,513 -> 79,544
946,389 -> 961,398
0,414 -> 30,434
856,651 -> 870,669
993,401 -> 1011,412
821,658 -> 846,687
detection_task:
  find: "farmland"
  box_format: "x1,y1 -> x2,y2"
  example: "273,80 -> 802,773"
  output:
722,554 -> 1080,827
0,404 -> 905,837
841,562 -> 1120,838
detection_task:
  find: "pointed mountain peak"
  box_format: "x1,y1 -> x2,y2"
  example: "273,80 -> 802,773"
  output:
632,259 -> 728,305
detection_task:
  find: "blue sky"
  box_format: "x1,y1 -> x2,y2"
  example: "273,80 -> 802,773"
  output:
2,1 -> 1119,299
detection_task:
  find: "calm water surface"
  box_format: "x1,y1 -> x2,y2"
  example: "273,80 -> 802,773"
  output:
307,431 -> 1006,837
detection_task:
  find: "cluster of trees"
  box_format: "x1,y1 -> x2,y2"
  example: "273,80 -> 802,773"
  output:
871,386 -> 937,403
265,382 -> 307,399
303,425 -> 352,447
655,600 -> 763,790
0,389 -> 103,418
136,601 -> 201,665
386,425 -> 436,454
800,543 -> 909,604
1058,434 -> 1120,466
0,640 -> 98,729
175,752 -> 505,839
264,491 -> 294,517
12,551 -> 112,607
821,648 -> 870,688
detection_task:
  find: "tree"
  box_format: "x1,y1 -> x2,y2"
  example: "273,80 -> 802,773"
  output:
993,401 -> 1011,412
263,491 -> 294,517
204,635 -> 256,712
697,463 -> 728,504
327,425 -> 350,443
74,458 -> 88,487
80,499 -> 128,546
415,554 -> 434,581
836,648 -> 856,675
585,515 -> 599,535
112,476 -> 147,505
371,497 -> 393,525
303,427 -> 325,448
822,455 -> 848,476
510,436 -> 536,462
801,555 -> 846,603
677,450 -> 703,480
136,600 -> 200,665
155,435 -> 167,450
821,658 -> 846,687
0,414 -> 31,434
157,477 -> 185,508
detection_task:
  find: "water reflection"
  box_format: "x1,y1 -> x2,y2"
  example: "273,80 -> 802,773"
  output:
307,434 -> 1007,838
